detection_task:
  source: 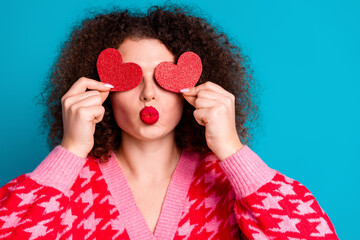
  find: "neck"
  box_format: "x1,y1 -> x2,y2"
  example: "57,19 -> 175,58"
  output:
115,131 -> 181,183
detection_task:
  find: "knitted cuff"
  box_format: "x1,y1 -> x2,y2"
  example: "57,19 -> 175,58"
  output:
219,145 -> 277,199
29,145 -> 87,195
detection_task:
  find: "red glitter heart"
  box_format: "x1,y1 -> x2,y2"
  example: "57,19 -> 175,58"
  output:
97,48 -> 143,91
155,52 -> 202,93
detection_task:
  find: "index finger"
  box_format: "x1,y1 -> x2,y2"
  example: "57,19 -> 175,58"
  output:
181,82 -> 232,107
65,77 -> 113,97
181,81 -> 228,97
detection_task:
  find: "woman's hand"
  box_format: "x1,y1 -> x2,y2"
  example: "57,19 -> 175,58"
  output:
182,82 -> 243,160
60,77 -> 113,158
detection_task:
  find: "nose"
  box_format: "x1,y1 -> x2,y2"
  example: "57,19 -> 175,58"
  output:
139,73 -> 157,102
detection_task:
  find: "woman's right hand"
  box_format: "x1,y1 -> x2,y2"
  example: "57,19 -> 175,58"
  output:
60,77 -> 113,158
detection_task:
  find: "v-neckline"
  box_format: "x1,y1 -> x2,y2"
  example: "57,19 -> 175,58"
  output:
99,149 -> 200,240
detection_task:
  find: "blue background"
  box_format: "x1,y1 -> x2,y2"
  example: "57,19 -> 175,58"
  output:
0,0 -> 358,238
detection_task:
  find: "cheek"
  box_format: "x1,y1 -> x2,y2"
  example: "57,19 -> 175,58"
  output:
110,95 -> 134,127
162,95 -> 184,123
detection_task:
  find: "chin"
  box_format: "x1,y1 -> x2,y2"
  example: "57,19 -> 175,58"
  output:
137,127 -> 174,141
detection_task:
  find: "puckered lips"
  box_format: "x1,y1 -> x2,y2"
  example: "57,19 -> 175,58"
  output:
139,106 -> 159,125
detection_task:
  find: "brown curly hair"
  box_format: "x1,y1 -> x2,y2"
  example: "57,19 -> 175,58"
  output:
40,4 -> 262,163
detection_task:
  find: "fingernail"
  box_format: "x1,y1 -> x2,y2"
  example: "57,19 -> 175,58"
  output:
180,88 -> 190,93
104,83 -> 114,88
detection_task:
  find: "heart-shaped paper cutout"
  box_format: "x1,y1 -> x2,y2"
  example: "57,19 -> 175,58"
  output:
155,52 -> 202,93
97,48 -> 143,91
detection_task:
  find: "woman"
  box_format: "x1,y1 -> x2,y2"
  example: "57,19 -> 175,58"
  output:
0,5 -> 338,239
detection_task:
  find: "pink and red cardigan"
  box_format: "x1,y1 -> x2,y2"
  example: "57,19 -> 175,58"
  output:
0,145 -> 338,239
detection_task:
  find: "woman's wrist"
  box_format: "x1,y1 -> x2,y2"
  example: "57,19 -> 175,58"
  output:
60,140 -> 89,159
215,140 -> 244,161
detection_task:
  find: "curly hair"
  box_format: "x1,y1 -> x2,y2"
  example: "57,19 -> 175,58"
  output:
40,4 -> 262,163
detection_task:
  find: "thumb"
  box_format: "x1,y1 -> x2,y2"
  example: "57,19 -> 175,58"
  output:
181,87 -> 197,107
100,90 -> 110,103
183,94 -> 196,107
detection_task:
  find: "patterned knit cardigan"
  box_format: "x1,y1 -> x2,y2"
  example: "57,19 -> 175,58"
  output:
0,145 -> 339,239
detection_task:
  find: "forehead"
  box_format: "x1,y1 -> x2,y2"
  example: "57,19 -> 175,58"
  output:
117,38 -> 175,64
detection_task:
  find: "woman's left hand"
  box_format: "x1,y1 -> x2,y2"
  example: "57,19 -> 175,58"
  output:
182,82 -> 243,161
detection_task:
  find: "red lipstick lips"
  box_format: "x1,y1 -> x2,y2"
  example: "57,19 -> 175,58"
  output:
139,106 -> 159,125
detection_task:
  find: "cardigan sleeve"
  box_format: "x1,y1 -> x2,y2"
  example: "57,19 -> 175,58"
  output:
0,146 -> 86,239
219,145 -> 339,240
